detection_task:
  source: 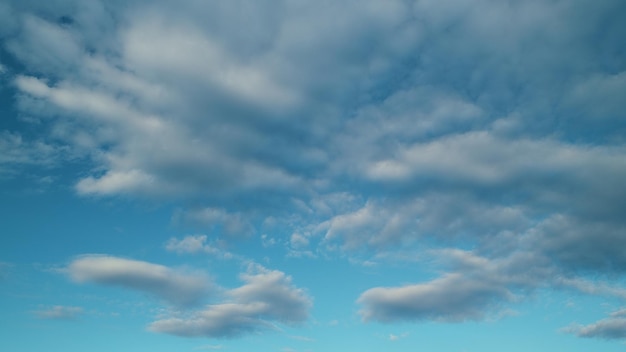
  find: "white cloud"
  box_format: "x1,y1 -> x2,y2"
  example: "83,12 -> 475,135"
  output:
149,264 -> 311,338
165,235 -> 235,260
173,208 -> 255,239
67,255 -> 211,307
4,0 -> 626,340
165,235 -> 209,254
0,131 -> 68,177
564,309 -> 626,340
358,272 -> 514,323
290,233 -> 309,249
7,15 -> 83,75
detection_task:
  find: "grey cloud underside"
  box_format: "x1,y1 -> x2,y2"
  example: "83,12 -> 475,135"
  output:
68,255 -> 211,307
65,255 -> 310,338
358,273 -> 514,323
149,266 -> 311,338
3,0 -> 626,334
565,310 -> 626,340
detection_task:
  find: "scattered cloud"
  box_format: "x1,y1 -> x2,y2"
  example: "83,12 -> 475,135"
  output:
358,272 -> 514,323
148,264 -> 311,338
2,0 -> 626,344
389,332 -> 408,341
290,233 -> 309,250
165,235 -> 235,260
0,131 -> 69,177
67,255 -> 211,307
165,235 -> 209,254
33,305 -> 83,320
173,209 -> 255,239
564,309 -> 626,340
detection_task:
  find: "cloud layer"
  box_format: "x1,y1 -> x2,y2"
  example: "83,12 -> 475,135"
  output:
2,0 -> 626,342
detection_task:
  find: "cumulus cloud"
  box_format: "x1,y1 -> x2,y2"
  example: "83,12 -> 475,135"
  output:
165,235 -> 208,254
389,332 -> 408,341
565,309 -> 626,340
33,306 -> 83,320
528,215 -> 626,274
149,265 -> 311,338
358,272 -> 514,323
358,248 -> 546,322
67,255 -> 211,306
290,233 -> 309,249
3,0 -> 626,339
0,131 -> 68,177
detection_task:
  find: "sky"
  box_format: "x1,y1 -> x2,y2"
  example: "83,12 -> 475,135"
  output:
1,0 -> 626,351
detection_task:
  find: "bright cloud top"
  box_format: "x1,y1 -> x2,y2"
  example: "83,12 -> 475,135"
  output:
67,255 -> 211,307
149,265 -> 312,338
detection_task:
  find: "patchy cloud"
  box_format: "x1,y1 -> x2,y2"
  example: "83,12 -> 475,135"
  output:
359,272 -> 514,322
0,131 -> 68,177
33,305 -> 83,320
564,309 -> 626,340
148,266 -> 311,337
67,255 -> 211,307
173,208 -> 255,239
2,0 -> 626,343
165,235 -> 235,260
149,264 -> 311,338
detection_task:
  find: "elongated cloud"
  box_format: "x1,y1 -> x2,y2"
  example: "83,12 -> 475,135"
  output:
67,255 -> 211,306
3,0 -> 626,343
149,265 -> 311,338
565,310 -> 626,340
358,273 -> 513,322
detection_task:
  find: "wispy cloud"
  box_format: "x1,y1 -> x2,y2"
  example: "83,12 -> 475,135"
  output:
2,0 -> 626,344
33,306 -> 83,320
359,272 -> 513,323
165,235 -> 236,260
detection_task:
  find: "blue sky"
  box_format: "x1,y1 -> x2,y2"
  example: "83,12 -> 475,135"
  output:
1,0 -> 626,351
